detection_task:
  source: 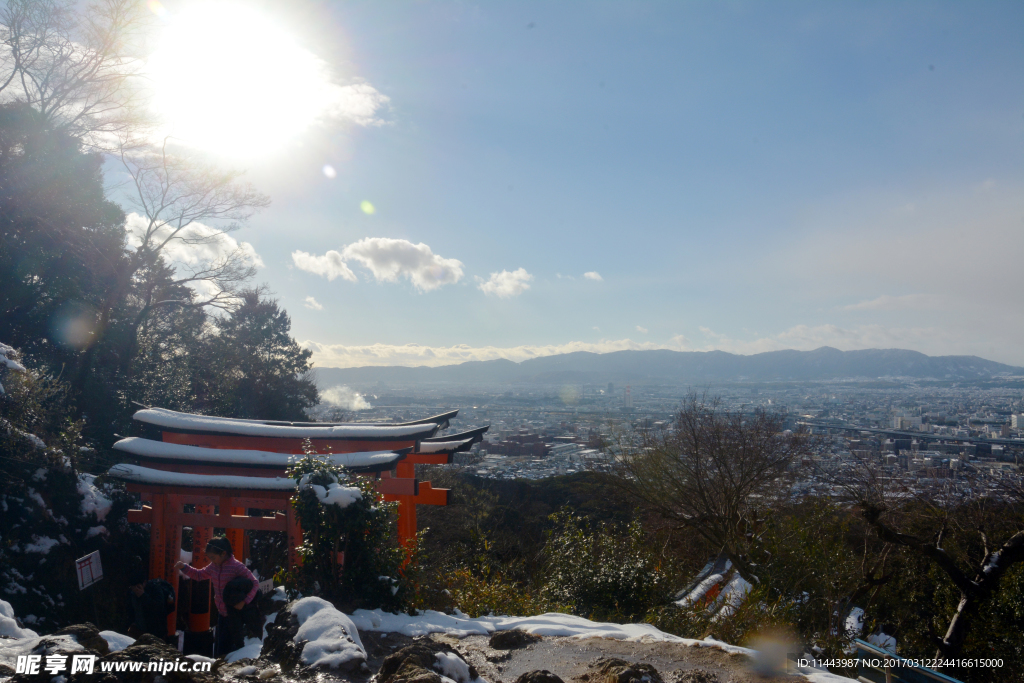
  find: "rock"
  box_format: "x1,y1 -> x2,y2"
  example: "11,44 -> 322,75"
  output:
260,607 -> 304,673
674,671 -> 718,683
53,623 -> 111,656
513,670 -> 564,683
591,657 -> 665,683
378,640 -> 479,683
91,633 -> 220,682
489,629 -> 542,650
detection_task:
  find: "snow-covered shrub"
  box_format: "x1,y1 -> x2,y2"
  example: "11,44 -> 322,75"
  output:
0,344 -> 145,632
276,441 -> 413,611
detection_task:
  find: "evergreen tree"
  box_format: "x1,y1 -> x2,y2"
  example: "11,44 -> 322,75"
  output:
208,289 -> 318,420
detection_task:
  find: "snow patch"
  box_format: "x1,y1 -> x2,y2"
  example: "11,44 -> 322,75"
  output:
107,464 -> 297,490
0,599 -> 38,638
307,482 -> 362,508
434,651 -> 483,683
24,535 -> 60,554
78,473 -> 112,521
132,407 -> 437,439
290,597 -> 366,669
100,630 -> 135,652
113,437 -> 402,470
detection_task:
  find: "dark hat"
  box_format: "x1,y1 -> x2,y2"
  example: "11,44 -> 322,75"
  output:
206,536 -> 233,556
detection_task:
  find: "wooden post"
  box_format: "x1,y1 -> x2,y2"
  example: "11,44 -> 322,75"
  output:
396,496 -> 417,550
189,505 -> 213,632
226,507 -> 247,563
163,494 -> 183,639
148,494 -> 167,581
285,504 -> 303,569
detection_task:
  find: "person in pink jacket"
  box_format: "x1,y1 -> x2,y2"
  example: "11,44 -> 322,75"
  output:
174,536 -> 258,656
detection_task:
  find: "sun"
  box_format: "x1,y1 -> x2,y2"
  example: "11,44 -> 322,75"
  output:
147,2 -> 337,158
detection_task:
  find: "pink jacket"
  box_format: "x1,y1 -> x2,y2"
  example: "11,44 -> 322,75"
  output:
180,557 -> 259,616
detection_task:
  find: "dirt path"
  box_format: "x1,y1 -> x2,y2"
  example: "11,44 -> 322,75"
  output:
357,631 -> 798,683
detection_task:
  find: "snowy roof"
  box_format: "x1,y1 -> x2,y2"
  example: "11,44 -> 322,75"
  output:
422,426 -> 489,443
106,463 -> 298,490
113,437 -> 405,471
132,408 -> 439,440
416,439 -> 475,454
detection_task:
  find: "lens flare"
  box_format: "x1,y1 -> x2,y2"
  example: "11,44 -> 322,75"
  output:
322,164 -> 337,178
360,200 -> 376,214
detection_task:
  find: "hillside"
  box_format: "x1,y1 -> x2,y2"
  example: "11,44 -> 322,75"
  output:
314,347 -> 1023,387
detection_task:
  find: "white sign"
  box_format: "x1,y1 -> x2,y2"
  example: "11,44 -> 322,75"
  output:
258,578 -> 275,595
76,551 -> 103,590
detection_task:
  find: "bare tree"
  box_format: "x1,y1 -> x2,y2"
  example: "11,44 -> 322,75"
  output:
618,392 -> 813,583
832,456 -> 1024,658
118,137 -> 271,311
0,0 -> 147,144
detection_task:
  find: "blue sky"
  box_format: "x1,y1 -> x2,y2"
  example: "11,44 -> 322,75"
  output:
139,1 -> 1024,367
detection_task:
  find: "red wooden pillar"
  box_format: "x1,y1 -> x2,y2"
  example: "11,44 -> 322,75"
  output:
286,504 -> 303,569
148,494 -> 167,581
225,506 -> 246,563
396,496 -> 417,549
164,494 -> 183,639
189,506 -> 213,632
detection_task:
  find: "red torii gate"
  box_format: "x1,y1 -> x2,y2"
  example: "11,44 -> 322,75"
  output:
110,408 -> 487,637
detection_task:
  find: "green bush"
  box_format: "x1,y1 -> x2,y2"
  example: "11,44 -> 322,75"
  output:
541,509 -> 670,622
275,442 -> 414,612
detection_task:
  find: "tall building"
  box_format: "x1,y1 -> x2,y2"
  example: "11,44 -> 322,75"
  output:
624,386 -> 633,409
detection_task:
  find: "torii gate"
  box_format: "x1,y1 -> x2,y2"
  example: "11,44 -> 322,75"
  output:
109,408 -> 487,638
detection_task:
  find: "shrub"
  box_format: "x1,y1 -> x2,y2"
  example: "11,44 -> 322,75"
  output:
431,568 -> 561,618
541,509 -> 670,622
275,442 -> 414,612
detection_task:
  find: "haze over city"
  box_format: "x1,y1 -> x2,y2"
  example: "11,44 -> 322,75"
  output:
115,0 -> 1024,368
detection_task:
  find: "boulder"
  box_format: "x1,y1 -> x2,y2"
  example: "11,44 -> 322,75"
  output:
591,657 -> 665,683
489,629 -> 542,650
260,606 -> 305,673
378,640 -> 478,683
53,623 -> 111,656
513,670 -> 564,683
90,633 -> 220,682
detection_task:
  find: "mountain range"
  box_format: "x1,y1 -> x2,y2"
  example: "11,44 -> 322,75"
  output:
313,347 -> 1024,388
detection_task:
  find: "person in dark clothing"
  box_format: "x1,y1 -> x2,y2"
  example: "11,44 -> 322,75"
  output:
126,567 -> 175,641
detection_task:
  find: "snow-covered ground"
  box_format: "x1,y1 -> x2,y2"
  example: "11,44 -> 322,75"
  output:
1,593 -> 857,683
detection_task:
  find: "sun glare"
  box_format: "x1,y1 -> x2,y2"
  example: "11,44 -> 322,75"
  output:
147,2 -> 337,158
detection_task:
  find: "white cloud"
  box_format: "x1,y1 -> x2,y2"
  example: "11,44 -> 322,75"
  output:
842,294 -> 928,311
304,296 -> 323,310
342,238 -> 464,291
303,337 -> 690,368
584,271 -> 603,281
293,239 -> 463,292
292,250 -> 357,282
126,213 -> 263,269
478,268 -> 533,298
636,326 -> 648,334
321,385 -> 372,410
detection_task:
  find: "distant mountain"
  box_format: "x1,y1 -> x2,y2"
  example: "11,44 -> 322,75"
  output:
313,347 -> 1024,388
